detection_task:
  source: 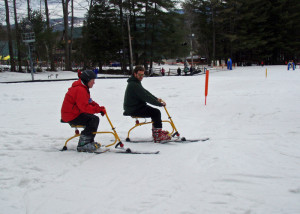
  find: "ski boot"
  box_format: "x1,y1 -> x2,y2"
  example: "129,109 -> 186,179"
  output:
77,135 -> 101,152
152,128 -> 171,143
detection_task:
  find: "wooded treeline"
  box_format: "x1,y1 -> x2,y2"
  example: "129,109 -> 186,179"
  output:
1,0 -> 300,73
1,0 -> 188,73
183,0 -> 300,65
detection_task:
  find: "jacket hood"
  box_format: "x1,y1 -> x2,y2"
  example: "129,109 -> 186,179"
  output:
72,79 -> 87,88
71,80 -> 89,94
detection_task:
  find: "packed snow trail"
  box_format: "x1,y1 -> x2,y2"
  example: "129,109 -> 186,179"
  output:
0,66 -> 300,213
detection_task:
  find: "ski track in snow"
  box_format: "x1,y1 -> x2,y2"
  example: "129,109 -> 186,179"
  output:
1,65 -> 300,213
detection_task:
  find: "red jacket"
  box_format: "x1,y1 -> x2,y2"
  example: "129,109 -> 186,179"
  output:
61,80 -> 101,122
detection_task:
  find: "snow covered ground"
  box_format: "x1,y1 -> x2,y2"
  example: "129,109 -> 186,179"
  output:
0,65 -> 300,214
0,69 -> 129,82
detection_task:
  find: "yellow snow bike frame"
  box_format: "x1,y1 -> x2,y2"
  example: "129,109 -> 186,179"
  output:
61,112 -> 123,151
125,106 -> 180,142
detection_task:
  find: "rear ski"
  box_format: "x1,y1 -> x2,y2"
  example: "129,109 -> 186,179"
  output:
110,147 -> 159,154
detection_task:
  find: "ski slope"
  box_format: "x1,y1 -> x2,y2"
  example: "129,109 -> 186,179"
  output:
0,65 -> 300,213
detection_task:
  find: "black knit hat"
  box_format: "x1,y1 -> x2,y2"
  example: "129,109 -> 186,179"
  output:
80,70 -> 96,86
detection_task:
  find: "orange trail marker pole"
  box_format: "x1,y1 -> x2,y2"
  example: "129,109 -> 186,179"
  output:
205,70 -> 209,105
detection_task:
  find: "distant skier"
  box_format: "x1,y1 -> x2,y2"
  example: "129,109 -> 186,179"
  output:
177,67 -> 182,76
189,66 -> 194,75
61,70 -> 106,152
287,60 -> 295,70
123,65 -> 171,143
184,66 -> 189,75
161,67 -> 165,76
227,58 -> 232,70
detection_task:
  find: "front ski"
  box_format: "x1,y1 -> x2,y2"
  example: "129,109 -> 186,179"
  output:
171,137 -> 210,143
128,137 -> 210,143
63,147 -> 110,154
61,147 -> 158,154
92,148 -> 110,154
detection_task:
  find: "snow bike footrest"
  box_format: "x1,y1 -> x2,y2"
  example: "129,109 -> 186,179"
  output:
115,141 -> 124,148
172,131 -> 180,138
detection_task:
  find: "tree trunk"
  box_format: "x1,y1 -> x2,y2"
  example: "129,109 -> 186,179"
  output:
45,0 -> 56,71
127,15 -> 133,74
62,0 -> 71,71
69,0 -> 74,69
13,0 -> 22,72
118,0 -> 127,73
89,0 -> 94,11
143,0 -> 149,69
149,3 -> 157,71
211,2 -> 216,66
131,0 -> 139,65
27,0 -> 31,19
4,0 -> 16,72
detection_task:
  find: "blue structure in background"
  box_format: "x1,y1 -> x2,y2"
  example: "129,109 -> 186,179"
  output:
227,58 -> 232,70
93,68 -> 99,77
287,61 -> 295,70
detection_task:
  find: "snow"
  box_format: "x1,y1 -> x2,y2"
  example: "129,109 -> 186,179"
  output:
0,65 -> 300,214
0,70 -> 128,82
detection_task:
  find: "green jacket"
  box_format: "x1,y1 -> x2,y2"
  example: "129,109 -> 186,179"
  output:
123,75 -> 162,115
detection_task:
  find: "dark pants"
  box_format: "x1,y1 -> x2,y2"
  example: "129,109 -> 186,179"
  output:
131,105 -> 162,128
69,113 -> 99,139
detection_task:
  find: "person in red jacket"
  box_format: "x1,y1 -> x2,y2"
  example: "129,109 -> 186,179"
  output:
61,70 -> 106,152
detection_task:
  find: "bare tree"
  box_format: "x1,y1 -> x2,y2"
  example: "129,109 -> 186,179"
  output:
13,0 -> 22,72
44,0 -> 56,71
143,0 -> 149,69
89,0 -> 95,11
27,0 -> 31,19
4,0 -> 16,71
62,0 -> 72,70
211,1 -> 216,66
130,0 -> 139,65
149,3 -> 157,71
69,0 -> 73,68
114,0 -> 127,73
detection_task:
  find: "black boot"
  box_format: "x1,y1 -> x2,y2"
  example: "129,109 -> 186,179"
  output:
77,135 -> 100,152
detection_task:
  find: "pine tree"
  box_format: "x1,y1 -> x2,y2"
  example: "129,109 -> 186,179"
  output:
83,0 -> 121,70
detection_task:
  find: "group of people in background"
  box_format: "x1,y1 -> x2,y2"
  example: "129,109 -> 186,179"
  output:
161,66 -> 194,76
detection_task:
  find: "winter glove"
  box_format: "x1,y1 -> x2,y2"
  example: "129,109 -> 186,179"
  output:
158,98 -> 166,106
98,106 -> 106,116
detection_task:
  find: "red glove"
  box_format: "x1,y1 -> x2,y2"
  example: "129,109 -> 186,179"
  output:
99,106 -> 106,116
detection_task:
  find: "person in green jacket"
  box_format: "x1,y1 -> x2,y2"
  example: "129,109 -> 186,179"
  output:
123,65 -> 171,143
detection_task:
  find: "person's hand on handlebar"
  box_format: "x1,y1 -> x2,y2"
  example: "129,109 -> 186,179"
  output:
158,98 -> 166,106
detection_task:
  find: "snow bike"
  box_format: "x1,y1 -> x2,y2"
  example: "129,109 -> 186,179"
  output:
125,106 -> 182,142
61,112 -> 124,151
